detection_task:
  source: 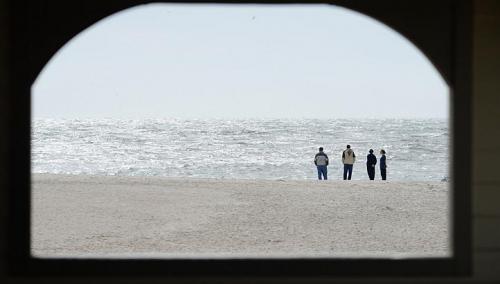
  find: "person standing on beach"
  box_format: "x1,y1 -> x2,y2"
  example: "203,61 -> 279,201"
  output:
366,149 -> 377,180
314,147 -> 329,180
380,149 -> 387,180
342,145 -> 356,180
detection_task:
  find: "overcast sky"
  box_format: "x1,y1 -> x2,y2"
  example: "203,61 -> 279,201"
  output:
32,4 -> 449,119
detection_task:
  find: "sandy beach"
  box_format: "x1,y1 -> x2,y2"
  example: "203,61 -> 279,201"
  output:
31,174 -> 450,258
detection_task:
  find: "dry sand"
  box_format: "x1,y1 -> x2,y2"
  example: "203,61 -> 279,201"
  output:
31,174 -> 450,258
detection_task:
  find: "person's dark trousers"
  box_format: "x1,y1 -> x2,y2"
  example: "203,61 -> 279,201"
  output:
343,164 -> 353,180
367,166 -> 375,180
381,168 -> 386,180
317,165 -> 328,180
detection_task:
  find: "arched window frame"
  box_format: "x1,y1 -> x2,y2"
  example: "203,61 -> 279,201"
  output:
6,0 -> 472,278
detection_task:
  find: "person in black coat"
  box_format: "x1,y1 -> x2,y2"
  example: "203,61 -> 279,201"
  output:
366,149 -> 377,180
380,149 -> 387,180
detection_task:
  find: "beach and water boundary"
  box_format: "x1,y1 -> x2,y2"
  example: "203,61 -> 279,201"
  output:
32,174 -> 450,258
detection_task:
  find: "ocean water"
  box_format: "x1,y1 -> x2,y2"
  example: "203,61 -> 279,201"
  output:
31,118 -> 449,181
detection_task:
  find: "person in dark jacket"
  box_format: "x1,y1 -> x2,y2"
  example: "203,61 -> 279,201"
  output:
314,147 -> 329,180
366,149 -> 377,180
380,149 -> 387,180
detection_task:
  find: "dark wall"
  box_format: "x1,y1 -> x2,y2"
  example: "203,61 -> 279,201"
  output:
0,0 -> 9,278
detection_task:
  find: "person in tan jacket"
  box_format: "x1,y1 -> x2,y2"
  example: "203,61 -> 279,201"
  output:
342,145 -> 356,180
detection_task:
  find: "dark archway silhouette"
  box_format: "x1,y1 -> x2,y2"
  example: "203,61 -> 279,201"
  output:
7,0 -> 472,278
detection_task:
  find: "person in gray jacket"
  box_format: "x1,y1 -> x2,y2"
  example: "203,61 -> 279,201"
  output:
342,145 -> 356,180
314,147 -> 329,180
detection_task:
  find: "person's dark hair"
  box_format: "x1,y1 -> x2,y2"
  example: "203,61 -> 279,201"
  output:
347,145 -> 351,149
369,149 -> 373,153
380,149 -> 386,154
319,147 -> 323,151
